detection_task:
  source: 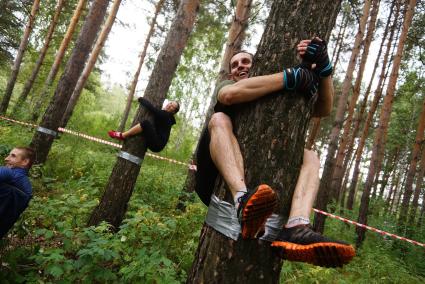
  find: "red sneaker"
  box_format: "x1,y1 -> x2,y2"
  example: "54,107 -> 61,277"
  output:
108,130 -> 124,141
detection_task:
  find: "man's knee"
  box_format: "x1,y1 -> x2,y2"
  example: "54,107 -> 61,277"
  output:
208,112 -> 233,133
303,149 -> 320,170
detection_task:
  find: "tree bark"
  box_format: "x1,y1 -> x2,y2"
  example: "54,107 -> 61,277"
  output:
30,0 -> 110,164
313,0 -> 372,233
31,0 -> 87,122
330,0 -> 380,198
0,0 -> 41,114
177,0 -> 253,210
187,0 -> 341,282
356,0 -> 417,246
346,2 -> 400,210
13,0 -> 66,113
87,0 -> 200,228
305,117 -> 321,150
398,97 -> 425,226
61,0 -> 123,127
117,0 -> 165,132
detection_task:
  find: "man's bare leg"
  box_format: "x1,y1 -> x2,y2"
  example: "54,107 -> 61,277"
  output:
208,112 -> 277,238
271,149 -> 355,267
122,124 -> 143,139
208,112 -> 246,198
286,149 -> 320,227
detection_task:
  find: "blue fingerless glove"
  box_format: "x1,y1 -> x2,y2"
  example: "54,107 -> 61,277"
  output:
303,38 -> 333,77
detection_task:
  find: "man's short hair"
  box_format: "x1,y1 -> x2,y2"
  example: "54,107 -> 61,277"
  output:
15,147 -> 36,168
229,50 -> 254,70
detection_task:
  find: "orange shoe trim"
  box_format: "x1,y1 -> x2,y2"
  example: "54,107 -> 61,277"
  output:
241,184 -> 277,239
271,241 -> 355,268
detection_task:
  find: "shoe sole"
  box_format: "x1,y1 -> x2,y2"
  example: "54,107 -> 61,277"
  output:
241,184 -> 277,239
271,241 -> 355,267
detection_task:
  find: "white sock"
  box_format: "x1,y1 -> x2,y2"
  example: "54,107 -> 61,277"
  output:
285,216 -> 310,228
234,189 -> 247,208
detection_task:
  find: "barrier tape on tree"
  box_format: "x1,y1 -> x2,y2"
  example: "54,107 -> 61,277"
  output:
313,208 -> 425,248
0,115 -> 196,170
2,115 -> 424,248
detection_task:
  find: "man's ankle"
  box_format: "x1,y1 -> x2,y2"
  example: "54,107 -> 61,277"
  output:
285,216 -> 310,228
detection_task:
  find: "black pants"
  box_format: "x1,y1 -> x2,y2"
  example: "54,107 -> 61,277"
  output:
140,121 -> 167,152
195,128 -> 218,206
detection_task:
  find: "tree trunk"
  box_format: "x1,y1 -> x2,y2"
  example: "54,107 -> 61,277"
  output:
378,147 -> 400,199
356,0 -> 417,246
217,0 -> 253,81
13,0 -> 66,113
31,0 -> 87,122
305,117 -> 321,150
30,0 -> 110,164
118,0 -> 165,132
313,0 -> 372,233
61,0 -> 122,127
0,0 -> 41,114
331,0 -> 380,197
87,0 -> 200,228
187,0 -> 340,282
408,141 -> 425,226
398,97 -> 425,226
178,0 -> 253,210
331,9 -> 349,67
346,2 -> 400,210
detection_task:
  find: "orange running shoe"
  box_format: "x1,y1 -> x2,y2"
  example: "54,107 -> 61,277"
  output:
237,184 -> 278,239
271,225 -> 355,268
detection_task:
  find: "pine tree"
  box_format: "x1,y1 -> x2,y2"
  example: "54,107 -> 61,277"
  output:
87,0 -> 200,228
30,0 -> 110,163
187,0 -> 341,281
0,0 -> 41,114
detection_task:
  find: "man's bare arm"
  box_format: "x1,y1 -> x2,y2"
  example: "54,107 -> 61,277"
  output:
217,73 -> 284,105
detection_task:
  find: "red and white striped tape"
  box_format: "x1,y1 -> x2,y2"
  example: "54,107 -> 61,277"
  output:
2,115 -> 424,248
0,115 -> 196,170
313,208 -> 425,248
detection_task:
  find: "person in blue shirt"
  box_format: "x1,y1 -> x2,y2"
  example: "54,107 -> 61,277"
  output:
0,147 -> 35,239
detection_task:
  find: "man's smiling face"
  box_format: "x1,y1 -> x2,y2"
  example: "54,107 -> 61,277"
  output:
229,52 -> 253,82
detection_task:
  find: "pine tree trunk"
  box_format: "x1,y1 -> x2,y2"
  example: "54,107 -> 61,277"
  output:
187,0 -> 340,282
340,1 -> 394,205
217,0 -> 253,81
356,0 -> 417,246
331,10 -> 349,66
30,0 -> 110,164
378,147 -> 400,199
346,2 -> 400,210
313,0 -> 372,233
118,0 -> 165,132
31,0 -> 87,122
306,117 -> 321,150
61,0 -> 122,127
331,0 -> 380,197
408,142 -> 425,226
0,0 -> 41,114
398,97 -> 425,225
87,0 -> 200,228
177,0 -> 253,210
13,0 -> 65,112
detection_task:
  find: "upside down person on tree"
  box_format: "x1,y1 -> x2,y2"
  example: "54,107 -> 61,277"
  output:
195,38 -> 355,267
0,147 -> 35,239
108,98 -> 179,152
